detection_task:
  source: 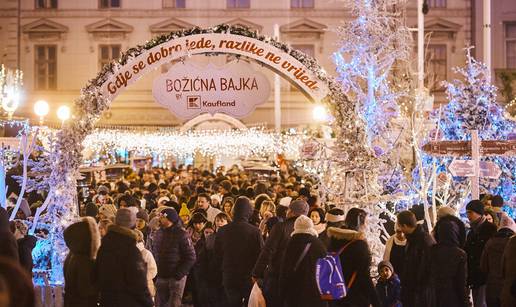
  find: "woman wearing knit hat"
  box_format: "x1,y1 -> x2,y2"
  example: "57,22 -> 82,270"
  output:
279,215 -> 326,307
97,204 -> 117,222
179,203 -> 191,225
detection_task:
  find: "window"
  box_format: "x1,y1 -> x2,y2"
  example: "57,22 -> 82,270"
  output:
428,0 -> 446,8
291,0 -> 314,8
99,45 -> 121,69
426,44 -> 447,91
506,23 -> 516,68
35,45 -> 57,90
163,0 -> 185,8
290,44 -> 315,90
227,0 -> 250,9
35,0 -> 57,9
99,0 -> 120,8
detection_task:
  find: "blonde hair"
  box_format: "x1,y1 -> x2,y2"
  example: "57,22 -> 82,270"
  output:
260,200 -> 276,217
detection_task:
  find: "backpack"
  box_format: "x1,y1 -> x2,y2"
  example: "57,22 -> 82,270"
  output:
315,240 -> 357,301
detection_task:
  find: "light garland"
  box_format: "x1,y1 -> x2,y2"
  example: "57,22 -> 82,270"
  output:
82,127 -> 306,160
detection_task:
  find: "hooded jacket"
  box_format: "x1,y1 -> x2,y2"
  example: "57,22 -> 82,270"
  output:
0,207 -> 19,261
64,217 -> 100,307
501,235 -> 516,307
465,216 -> 497,288
428,217 -> 469,307
327,227 -> 380,307
215,198 -> 264,286
95,224 -> 153,307
481,227 -> 515,305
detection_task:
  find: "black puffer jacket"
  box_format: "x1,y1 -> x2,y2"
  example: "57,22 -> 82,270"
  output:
151,223 -> 196,280
95,224 -> 153,307
327,227 -> 380,307
433,214 -> 466,248
215,198 -> 264,286
401,224 -> 435,307
428,217 -> 469,307
465,216 -> 497,288
64,217 -> 100,307
17,235 -> 37,274
0,208 -> 18,261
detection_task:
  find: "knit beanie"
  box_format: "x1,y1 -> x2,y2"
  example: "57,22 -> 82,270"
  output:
99,204 -> 117,220
325,208 -> 345,223
499,212 -> 516,233
289,199 -> 309,216
136,209 -> 149,223
291,215 -> 318,237
466,200 -> 485,215
179,203 -> 190,217
378,260 -> 394,274
115,208 -> 136,229
157,196 -> 170,205
161,208 -> 180,224
278,197 -> 292,208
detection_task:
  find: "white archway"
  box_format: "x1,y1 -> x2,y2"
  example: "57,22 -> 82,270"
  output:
180,113 -> 247,132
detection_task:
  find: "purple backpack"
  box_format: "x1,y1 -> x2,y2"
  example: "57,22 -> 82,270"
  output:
315,240 -> 357,301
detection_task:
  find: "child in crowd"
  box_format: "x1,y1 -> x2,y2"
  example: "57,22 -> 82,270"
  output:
375,260 -> 402,307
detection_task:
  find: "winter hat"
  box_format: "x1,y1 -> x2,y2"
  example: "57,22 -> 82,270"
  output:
278,197 -> 292,208
437,206 -> 456,220
98,204 -> 117,220
211,194 -> 222,203
179,203 -> 190,217
325,208 -> 345,223
499,212 -> 516,233
97,185 -> 110,195
161,208 -> 180,224
115,208 -> 137,229
136,209 -> 149,223
378,260 -> 394,274
127,206 -> 140,217
157,196 -> 170,205
491,195 -> 504,208
169,195 -> 178,203
466,200 -> 485,215
85,202 -> 98,218
291,215 -> 318,237
289,200 -> 309,216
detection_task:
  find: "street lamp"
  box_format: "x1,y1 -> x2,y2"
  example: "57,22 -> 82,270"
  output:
33,100 -> 49,125
57,105 -> 71,124
312,105 -> 328,122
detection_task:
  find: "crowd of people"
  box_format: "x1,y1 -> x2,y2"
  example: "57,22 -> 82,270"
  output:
0,164 -> 515,307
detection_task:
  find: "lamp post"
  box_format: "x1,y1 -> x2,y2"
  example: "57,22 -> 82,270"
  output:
57,105 -> 70,124
34,100 -> 49,125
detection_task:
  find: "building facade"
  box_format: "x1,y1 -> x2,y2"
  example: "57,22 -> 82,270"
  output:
0,0 -> 495,128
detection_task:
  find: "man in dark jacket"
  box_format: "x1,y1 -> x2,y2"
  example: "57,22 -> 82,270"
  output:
464,200 -> 497,307
152,207 -> 196,307
397,210 -> 435,307
252,199 -> 309,306
215,196 -> 264,307
95,208 -> 153,307
0,207 -> 18,261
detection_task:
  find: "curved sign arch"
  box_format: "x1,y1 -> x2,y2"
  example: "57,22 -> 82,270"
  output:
101,33 -> 329,102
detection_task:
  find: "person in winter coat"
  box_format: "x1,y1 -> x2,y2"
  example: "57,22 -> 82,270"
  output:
10,220 -> 37,274
428,214 -> 469,307
215,196 -> 264,307
279,215 -> 327,307
134,229 -> 158,299
251,199 -> 309,306
481,213 -> 516,307
501,234 -> 516,307
152,207 -> 196,307
327,225 -> 379,307
64,216 -> 100,307
318,208 -> 345,248
375,261 -> 402,307
465,200 -> 497,307
382,222 -> 406,276
95,208 -> 153,307
0,256 -> 34,307
433,212 -> 467,248
0,207 -> 18,261
397,210 -> 435,307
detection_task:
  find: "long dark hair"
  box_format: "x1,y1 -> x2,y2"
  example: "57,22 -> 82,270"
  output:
344,208 -> 367,231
